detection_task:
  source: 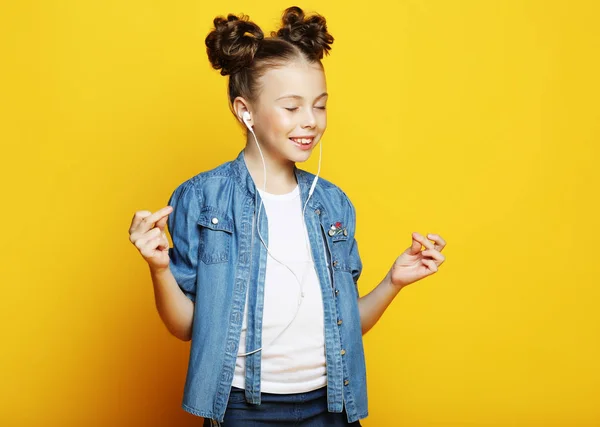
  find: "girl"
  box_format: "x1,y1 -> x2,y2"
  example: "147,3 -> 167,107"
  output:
128,6 -> 446,426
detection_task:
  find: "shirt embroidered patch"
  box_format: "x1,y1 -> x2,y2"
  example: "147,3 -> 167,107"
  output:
328,221 -> 347,237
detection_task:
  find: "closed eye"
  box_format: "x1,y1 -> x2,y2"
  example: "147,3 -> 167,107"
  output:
285,106 -> 326,111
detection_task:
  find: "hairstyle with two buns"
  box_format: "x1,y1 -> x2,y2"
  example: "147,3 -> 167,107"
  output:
205,6 -> 334,115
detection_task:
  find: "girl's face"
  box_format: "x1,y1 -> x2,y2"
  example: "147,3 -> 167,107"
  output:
250,60 -> 328,164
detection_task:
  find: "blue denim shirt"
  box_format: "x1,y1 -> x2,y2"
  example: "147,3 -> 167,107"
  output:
166,149 -> 368,424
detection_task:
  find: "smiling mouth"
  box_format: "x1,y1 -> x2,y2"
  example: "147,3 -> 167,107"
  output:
289,137 -> 314,145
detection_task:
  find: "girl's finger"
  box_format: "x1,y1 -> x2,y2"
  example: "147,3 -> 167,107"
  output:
156,214 -> 169,231
157,232 -> 170,251
421,258 -> 438,273
146,227 -> 162,238
412,232 -> 435,251
421,249 -> 446,265
140,236 -> 162,258
427,233 -> 447,251
130,210 -> 152,233
138,206 -> 173,233
133,227 -> 161,249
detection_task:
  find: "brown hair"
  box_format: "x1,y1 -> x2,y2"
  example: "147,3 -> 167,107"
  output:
204,6 -> 334,111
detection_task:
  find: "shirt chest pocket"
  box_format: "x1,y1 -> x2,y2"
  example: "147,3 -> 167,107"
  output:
322,220 -> 352,272
330,232 -> 352,272
197,206 -> 234,264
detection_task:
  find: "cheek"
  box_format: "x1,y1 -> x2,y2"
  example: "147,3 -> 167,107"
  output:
319,112 -> 327,128
263,110 -> 294,135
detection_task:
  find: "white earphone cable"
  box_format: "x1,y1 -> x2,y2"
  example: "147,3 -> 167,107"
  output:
237,123 -> 321,357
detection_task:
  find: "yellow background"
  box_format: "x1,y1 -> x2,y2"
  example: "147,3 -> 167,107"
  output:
1,0 -> 599,425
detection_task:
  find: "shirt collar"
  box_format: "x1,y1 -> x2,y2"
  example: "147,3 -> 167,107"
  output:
231,149 -> 317,209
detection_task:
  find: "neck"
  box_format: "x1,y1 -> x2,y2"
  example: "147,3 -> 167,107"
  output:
243,138 -> 297,195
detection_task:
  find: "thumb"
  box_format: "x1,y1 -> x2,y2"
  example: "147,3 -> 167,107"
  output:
407,233 -> 422,255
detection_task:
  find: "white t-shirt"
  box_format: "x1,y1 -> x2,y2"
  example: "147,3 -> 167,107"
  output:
232,184 -> 327,394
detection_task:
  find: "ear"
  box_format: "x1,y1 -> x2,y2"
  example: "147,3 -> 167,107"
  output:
233,97 -> 252,126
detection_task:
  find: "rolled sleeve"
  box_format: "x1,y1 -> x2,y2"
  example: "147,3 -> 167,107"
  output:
166,179 -> 201,302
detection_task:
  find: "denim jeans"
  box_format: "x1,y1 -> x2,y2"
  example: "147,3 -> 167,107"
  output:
203,386 -> 362,426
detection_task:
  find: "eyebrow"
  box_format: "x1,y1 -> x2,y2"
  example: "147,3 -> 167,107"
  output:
276,92 -> 328,101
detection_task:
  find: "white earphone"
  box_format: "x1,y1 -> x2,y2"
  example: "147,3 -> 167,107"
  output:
242,111 -> 252,126
237,110 -> 323,357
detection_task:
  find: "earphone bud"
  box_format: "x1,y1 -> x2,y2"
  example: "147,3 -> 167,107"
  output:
242,111 -> 252,130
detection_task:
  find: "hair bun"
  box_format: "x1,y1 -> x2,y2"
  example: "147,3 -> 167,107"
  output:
274,6 -> 334,60
205,14 -> 264,76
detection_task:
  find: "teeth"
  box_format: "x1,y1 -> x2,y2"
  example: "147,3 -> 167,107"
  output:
291,138 -> 312,145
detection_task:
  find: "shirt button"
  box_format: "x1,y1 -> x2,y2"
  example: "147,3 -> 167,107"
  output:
315,209 -> 321,215
332,260 -> 338,267
341,349 -> 346,355
337,319 -> 343,325
335,289 -> 339,296
211,217 -> 219,225
344,380 -> 350,386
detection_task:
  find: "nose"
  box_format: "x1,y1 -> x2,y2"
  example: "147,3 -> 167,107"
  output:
301,108 -> 317,129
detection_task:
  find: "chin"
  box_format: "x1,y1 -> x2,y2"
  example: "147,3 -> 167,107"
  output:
288,149 -> 314,164
294,153 -> 313,163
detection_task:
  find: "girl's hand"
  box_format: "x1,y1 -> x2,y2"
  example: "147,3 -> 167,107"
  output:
389,232 -> 446,289
128,206 -> 174,272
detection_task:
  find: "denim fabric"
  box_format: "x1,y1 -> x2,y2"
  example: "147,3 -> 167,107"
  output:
166,149 -> 367,424
202,386 -> 362,426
